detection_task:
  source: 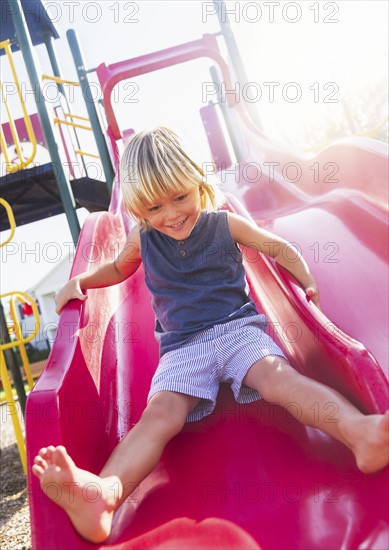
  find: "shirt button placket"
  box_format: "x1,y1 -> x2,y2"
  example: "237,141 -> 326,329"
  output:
178,240 -> 186,258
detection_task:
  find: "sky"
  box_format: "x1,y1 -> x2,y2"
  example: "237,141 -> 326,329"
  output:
1,0 -> 388,295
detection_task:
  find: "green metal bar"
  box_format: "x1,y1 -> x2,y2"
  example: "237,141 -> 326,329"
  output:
213,0 -> 263,131
43,32 -> 88,176
7,0 -> 80,245
0,301 -> 26,416
67,29 -> 114,193
42,34 -> 65,95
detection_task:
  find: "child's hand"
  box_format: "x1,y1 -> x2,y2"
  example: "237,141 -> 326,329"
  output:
305,285 -> 321,310
55,278 -> 87,315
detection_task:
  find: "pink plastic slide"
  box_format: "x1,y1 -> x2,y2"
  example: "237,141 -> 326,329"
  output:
26,38 -> 388,549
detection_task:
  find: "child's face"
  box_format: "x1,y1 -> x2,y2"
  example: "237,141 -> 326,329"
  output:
139,185 -> 202,240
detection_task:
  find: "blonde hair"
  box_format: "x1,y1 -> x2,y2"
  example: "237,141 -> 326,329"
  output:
120,127 -> 223,227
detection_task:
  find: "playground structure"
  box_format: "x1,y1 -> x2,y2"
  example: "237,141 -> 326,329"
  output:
1,0 -> 388,548
1,195 -> 41,474
0,286 -> 40,473
0,0 -> 113,241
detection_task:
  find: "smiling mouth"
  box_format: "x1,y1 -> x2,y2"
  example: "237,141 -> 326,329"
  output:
167,217 -> 188,230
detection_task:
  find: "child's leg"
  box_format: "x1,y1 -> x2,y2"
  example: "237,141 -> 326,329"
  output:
32,391 -> 199,543
243,356 -> 389,474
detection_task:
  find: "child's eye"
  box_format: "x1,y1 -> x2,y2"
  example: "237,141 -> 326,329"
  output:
148,205 -> 161,212
175,194 -> 188,202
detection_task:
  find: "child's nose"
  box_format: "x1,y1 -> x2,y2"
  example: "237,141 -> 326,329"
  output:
165,204 -> 179,221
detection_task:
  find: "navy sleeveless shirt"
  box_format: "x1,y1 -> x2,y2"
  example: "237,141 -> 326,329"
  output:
140,210 -> 258,356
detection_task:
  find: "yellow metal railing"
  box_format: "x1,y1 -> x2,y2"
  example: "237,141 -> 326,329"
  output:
42,74 -> 99,160
0,39 -> 37,173
41,73 -> 79,87
0,291 -> 41,474
0,199 -> 41,473
0,198 -> 16,246
8,293 -> 39,391
53,116 -> 92,132
0,53 -> 101,176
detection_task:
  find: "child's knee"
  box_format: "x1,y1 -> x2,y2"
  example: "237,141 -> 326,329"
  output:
246,356 -> 297,402
143,392 -> 188,435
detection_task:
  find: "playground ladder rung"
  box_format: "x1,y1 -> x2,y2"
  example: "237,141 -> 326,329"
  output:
75,149 -> 100,159
41,74 -> 79,87
64,112 -> 90,122
54,118 -> 92,131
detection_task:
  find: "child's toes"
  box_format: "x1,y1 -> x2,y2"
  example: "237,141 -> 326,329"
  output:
53,446 -> 75,471
34,455 -> 48,470
32,464 -> 45,478
38,447 -> 48,457
45,446 -> 56,462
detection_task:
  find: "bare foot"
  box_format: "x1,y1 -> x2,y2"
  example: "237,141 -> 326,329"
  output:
343,411 -> 389,474
32,446 -> 122,542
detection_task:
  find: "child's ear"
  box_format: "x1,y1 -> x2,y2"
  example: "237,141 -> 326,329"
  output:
199,185 -> 205,195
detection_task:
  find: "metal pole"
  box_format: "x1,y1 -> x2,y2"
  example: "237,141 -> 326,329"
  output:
209,65 -> 243,163
42,34 -> 65,95
43,32 -> 88,176
213,0 -> 263,130
7,0 -> 81,245
67,29 -> 114,193
0,301 -> 26,416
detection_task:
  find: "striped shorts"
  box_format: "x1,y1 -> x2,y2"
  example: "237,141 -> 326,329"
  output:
147,314 -> 286,422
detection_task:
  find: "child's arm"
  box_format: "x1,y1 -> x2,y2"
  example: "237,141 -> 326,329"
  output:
55,225 -> 142,314
228,212 -> 321,309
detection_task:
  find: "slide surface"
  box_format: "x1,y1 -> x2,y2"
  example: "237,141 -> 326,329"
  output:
25,102 -> 388,548
26,140 -> 389,549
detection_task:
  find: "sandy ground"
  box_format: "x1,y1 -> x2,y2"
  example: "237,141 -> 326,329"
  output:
0,402 -> 31,549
